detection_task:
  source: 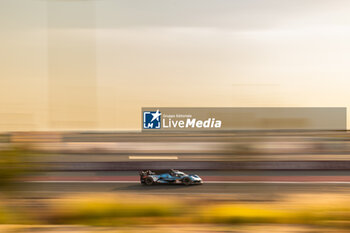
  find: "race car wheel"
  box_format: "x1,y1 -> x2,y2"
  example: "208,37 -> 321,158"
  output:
144,177 -> 154,186
182,177 -> 192,186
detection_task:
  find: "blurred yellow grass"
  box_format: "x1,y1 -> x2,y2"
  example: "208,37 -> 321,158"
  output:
202,204 -> 289,224
2,193 -> 350,228
45,194 -> 184,225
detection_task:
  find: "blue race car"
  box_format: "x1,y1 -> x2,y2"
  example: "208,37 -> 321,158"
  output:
139,169 -> 203,185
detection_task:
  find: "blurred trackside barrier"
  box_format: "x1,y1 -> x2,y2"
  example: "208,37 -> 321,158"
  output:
37,160 -> 350,171
4,131 -> 350,155
3,131 -> 350,171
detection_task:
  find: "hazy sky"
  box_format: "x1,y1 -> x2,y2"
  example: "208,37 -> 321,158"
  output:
0,0 -> 350,130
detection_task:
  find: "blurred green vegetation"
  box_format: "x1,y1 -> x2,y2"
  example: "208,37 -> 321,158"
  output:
0,146 -> 41,193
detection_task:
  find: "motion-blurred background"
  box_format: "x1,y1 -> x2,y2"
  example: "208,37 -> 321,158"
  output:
1,0 -> 350,131
2,0 -> 350,232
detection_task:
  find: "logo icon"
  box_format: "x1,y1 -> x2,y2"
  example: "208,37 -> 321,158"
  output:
143,110 -> 161,129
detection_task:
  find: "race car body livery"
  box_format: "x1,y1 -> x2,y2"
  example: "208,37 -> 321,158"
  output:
139,169 -> 202,185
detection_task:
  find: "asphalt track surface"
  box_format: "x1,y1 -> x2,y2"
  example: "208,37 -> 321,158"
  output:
23,182 -> 350,199
21,170 -> 350,199
29,170 -> 350,182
